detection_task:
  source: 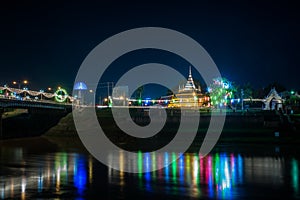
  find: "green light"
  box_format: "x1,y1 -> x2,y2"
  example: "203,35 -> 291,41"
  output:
291,158 -> 299,194
138,151 -> 142,173
61,152 -> 68,177
138,99 -> 142,104
172,153 -> 177,183
55,88 -> 68,102
291,90 -> 295,95
152,153 -> 156,179
0,90 -> 3,94
214,153 -> 220,184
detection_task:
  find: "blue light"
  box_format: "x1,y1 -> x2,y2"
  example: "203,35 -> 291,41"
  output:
74,82 -> 88,90
74,156 -> 87,196
144,153 -> 151,191
179,155 -> 184,184
238,154 -> 243,183
38,171 -> 43,192
145,98 -> 151,106
164,152 -> 169,182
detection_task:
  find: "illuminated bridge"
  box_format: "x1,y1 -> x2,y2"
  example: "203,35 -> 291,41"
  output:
0,86 -> 74,139
0,86 -> 73,110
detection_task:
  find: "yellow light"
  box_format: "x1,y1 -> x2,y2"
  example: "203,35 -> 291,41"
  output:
89,89 -> 93,93
104,98 -> 108,102
12,81 -> 17,85
23,80 -> 28,84
58,86 -> 61,90
48,87 -> 52,91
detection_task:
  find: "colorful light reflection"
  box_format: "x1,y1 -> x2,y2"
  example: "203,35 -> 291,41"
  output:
133,152 -> 244,199
292,158 -> 299,197
0,152 -> 91,199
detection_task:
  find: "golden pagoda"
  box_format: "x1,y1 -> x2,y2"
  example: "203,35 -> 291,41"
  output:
168,66 -> 208,108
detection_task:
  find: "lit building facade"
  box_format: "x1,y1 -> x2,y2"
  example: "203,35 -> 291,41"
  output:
168,67 -> 209,108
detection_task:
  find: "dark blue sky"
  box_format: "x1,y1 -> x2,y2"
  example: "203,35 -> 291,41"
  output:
1,1 -> 299,97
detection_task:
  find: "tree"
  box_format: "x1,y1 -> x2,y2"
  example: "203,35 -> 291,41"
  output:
244,82 -> 253,99
193,79 -> 207,93
136,86 -> 144,99
208,77 -> 234,108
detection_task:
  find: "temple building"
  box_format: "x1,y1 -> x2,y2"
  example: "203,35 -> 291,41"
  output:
168,67 -> 209,108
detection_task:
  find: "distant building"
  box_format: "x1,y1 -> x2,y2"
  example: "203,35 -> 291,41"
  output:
263,88 -> 283,110
168,67 -> 209,108
73,81 -> 88,105
112,86 -> 129,106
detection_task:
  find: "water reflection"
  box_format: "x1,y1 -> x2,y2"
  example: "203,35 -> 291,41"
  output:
292,158 -> 299,197
109,151 -> 300,199
108,152 -> 245,199
0,152 -> 93,199
0,145 -> 299,199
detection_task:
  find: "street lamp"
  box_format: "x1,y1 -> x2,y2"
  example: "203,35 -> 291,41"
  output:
39,89 -> 44,100
12,80 -> 28,89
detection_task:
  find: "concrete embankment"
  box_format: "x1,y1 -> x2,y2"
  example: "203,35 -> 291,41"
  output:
43,108 -> 300,152
1,108 -> 70,140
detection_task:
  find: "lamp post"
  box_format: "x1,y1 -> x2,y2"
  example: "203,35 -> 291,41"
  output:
13,80 -> 28,99
12,80 -> 28,89
39,89 -> 44,100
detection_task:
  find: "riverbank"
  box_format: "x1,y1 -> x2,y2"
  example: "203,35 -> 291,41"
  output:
1,108 -> 69,139
43,108 -> 300,152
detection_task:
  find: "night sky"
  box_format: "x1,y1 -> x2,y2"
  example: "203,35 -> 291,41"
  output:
1,1 -> 299,98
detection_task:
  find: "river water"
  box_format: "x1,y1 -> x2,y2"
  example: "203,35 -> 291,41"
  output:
0,137 -> 299,199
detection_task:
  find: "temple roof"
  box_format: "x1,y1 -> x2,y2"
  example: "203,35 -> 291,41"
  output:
178,66 -> 200,93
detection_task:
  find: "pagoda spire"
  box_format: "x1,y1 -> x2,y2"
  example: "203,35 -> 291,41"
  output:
183,66 -> 196,90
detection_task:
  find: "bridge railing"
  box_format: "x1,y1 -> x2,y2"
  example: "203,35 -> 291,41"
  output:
0,86 -> 74,105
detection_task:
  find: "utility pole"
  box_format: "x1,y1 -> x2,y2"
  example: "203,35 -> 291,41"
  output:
0,108 -> 4,139
241,89 -> 244,111
107,82 -> 110,98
